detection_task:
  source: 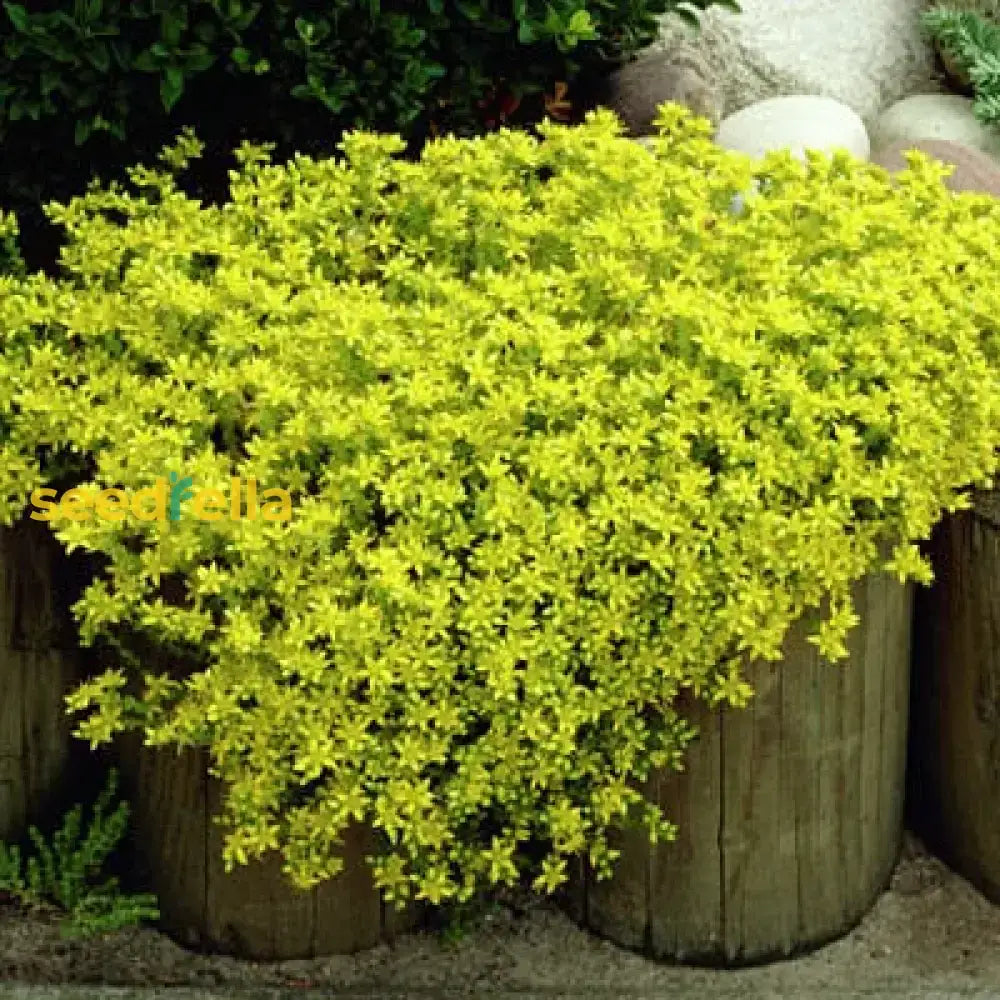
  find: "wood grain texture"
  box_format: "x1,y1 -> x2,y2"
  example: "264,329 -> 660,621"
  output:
118,739 -> 411,960
578,572 -> 912,965
648,690 -> 723,961
0,521 -> 89,843
909,508 -> 1000,902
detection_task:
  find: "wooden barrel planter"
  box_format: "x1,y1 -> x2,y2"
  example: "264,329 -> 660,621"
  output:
0,519 -> 93,844
908,495 -> 1000,902
116,738 -> 415,960
565,571 -> 912,965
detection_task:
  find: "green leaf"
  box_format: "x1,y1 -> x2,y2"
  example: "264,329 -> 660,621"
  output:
567,9 -> 594,34
194,20 -> 218,43
132,49 -> 158,72
85,43 -> 110,73
294,16 -> 314,42
673,6 -> 702,29
2,2 -> 27,31
542,4 -> 563,35
39,70 -> 61,96
109,39 -> 130,69
160,9 -> 186,47
76,0 -> 102,23
455,0 -> 485,22
160,66 -> 184,111
184,48 -> 216,73
74,118 -> 92,145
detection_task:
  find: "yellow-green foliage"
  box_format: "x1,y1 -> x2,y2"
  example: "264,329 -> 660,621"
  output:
0,212 -> 23,277
1,105 -> 1000,906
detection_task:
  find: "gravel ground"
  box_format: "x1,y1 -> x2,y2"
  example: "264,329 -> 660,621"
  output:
0,833 -> 999,997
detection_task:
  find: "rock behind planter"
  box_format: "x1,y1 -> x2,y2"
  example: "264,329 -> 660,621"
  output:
116,738 -> 415,960
871,138 -> 1000,195
566,571 -> 912,965
908,497 -> 1000,903
870,94 -> 1000,160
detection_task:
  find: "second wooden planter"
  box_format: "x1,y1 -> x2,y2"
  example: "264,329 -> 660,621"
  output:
908,497 -> 1000,902
566,571 -> 913,965
117,739 -> 414,960
0,519 -> 91,843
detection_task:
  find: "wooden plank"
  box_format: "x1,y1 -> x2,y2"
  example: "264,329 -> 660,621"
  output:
0,647 -> 23,760
718,673 -> 749,963
0,755 -> 26,843
879,574 -> 912,889
911,510 -> 1000,902
559,854 -> 588,926
858,573 -> 888,914
381,892 -> 420,943
838,580 -> 867,923
0,646 -> 87,841
909,517 -> 962,850
957,515 -> 990,884
816,607 -> 846,938
0,520 -> 92,844
1,521 -> 58,650
312,822 -> 383,955
780,614 -> 819,950
913,518 -> 958,862
721,657 -> 791,961
647,696 -> 723,960
20,648 -> 84,818
125,740 -> 210,951
584,777 -> 653,953
972,517 -> 1000,896
0,528 -> 16,650
784,604 -> 843,946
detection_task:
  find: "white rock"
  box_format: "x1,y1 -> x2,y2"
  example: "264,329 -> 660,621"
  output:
648,0 -> 945,132
870,94 -> 1000,161
715,95 -> 871,162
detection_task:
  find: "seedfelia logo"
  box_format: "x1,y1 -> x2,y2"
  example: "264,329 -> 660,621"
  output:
30,474 -> 293,523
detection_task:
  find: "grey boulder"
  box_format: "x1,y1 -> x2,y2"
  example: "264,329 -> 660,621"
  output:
598,46 -> 724,136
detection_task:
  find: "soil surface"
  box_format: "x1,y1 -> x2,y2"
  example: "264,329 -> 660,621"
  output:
1,833 -> 999,995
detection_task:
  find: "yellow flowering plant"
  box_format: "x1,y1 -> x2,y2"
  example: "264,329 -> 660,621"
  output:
1,104 -> 1000,907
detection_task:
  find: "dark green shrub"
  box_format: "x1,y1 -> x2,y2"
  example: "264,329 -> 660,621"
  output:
0,212 -> 23,276
0,0 -> 738,219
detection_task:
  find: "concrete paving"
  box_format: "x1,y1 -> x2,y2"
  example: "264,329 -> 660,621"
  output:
2,987 -> 1000,999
